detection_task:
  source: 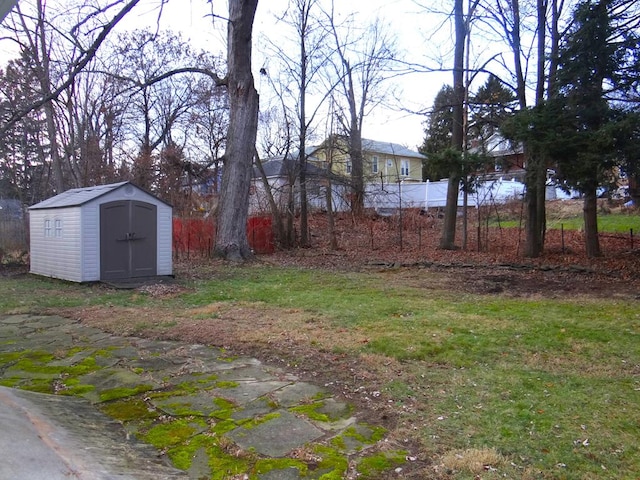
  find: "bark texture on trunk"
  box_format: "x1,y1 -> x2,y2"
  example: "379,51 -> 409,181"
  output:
214,0 -> 259,261
583,186 -> 601,258
439,0 -> 464,250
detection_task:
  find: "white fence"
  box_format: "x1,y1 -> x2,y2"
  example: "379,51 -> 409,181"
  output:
312,178 -> 529,214
252,177 -> 575,215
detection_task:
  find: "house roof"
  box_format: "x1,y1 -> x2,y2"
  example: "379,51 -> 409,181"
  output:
0,0 -> 17,25
254,155 -> 325,179
29,182 -> 170,210
361,139 -> 426,160
470,133 -> 523,158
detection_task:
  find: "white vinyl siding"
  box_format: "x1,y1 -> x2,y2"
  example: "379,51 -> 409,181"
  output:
30,208 -> 83,282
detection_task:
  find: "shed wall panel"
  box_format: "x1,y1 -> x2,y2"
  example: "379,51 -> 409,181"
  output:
81,203 -> 100,281
157,204 -> 173,275
29,207 -> 83,282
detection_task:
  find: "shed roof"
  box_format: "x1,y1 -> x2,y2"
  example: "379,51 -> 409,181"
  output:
29,182 -> 170,210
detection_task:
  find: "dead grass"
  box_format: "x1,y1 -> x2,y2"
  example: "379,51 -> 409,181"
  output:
440,448 -> 506,474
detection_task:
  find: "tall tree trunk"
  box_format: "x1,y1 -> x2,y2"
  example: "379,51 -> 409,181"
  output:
298,13 -> 309,247
523,0 -> 549,258
33,0 -> 65,193
583,184 -> 601,257
214,0 -> 259,261
346,67 -> 364,216
439,0 -> 465,250
349,117 -> 364,216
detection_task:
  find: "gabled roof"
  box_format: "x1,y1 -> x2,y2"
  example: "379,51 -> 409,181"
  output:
470,133 -> 523,157
29,182 -> 170,210
361,139 -> 426,160
254,154 -> 325,179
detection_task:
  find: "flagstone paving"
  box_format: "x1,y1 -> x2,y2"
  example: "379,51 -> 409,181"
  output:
0,314 -> 407,479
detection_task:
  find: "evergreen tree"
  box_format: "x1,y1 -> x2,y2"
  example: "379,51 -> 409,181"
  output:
552,0 -> 639,257
419,85 -> 455,181
469,75 -> 516,146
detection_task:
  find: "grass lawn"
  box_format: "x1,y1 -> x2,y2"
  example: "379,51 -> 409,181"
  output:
1,266 -> 639,479
497,210 -> 640,234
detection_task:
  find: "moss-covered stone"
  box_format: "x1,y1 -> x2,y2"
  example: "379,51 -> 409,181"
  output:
143,418 -> 206,449
98,384 -> 154,402
100,398 -> 158,422
357,450 -> 407,479
312,444 -> 349,479
289,402 -> 331,423
253,458 -> 308,476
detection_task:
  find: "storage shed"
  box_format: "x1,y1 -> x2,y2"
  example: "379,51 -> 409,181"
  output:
29,182 -> 172,282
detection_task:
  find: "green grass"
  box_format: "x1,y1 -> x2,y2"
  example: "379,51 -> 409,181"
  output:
1,266 -> 639,479
547,212 -> 640,233
0,275 -> 154,312
497,211 -> 640,233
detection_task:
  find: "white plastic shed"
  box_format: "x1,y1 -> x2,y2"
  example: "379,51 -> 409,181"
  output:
29,182 -> 172,282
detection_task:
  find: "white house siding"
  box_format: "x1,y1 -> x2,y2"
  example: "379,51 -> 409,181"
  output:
29,207 -> 84,282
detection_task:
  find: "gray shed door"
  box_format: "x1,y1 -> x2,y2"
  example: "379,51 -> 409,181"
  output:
100,200 -> 157,280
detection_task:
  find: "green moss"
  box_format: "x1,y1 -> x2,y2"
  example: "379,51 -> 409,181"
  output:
162,433 -> 216,471
143,418 -> 203,448
0,351 -> 23,363
213,380 -> 239,389
98,384 -> 154,402
243,411 -> 281,429
65,356 -> 100,375
330,435 -> 347,450
21,379 -> 55,394
357,451 -> 407,479
289,402 -> 331,423
343,424 -> 386,444
313,444 -> 349,479
253,458 -> 308,476
100,398 -> 158,422
12,358 -> 62,375
172,374 -> 219,393
59,383 -> 95,396
0,377 -> 21,388
211,418 -> 239,435
211,397 -> 237,419
206,444 -> 252,480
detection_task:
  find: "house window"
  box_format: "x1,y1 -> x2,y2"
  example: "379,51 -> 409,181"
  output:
44,219 -> 51,237
54,219 -> 63,237
401,160 -> 410,176
372,156 -> 379,174
346,160 -> 352,175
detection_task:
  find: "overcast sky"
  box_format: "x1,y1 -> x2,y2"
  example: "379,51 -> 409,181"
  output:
134,0 -> 455,149
0,0 -> 456,150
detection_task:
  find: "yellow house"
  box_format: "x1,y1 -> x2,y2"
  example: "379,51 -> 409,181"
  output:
309,137 -> 425,184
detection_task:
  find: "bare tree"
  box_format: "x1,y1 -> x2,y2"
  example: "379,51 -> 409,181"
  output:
105,29 -> 203,189
1,0 -> 145,192
325,6 -> 399,216
439,0 -> 480,249
261,0 -> 331,247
